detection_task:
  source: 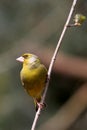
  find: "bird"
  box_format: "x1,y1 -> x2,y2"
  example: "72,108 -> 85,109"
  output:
16,53 -> 47,111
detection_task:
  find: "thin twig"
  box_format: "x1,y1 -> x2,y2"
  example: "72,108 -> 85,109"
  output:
31,0 -> 78,130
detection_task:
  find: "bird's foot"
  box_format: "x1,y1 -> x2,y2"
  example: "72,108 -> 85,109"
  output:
36,101 -> 46,111
37,102 -> 46,109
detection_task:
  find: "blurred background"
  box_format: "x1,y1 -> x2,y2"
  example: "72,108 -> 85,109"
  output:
0,0 -> 87,130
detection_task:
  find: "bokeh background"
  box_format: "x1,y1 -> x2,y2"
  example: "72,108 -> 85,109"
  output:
0,0 -> 87,130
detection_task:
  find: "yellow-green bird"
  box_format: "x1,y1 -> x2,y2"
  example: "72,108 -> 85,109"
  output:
16,53 -> 47,111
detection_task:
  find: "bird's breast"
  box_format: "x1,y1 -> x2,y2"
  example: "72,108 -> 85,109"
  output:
20,65 -> 47,98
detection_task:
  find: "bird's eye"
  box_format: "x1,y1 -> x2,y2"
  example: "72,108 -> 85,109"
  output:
23,54 -> 28,59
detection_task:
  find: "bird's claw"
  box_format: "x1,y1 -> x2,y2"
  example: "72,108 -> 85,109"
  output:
37,102 -> 46,110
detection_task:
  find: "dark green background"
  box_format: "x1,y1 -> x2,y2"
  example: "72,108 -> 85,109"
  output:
0,0 -> 87,130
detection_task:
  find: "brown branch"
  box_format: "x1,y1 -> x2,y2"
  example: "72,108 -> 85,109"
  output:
35,49 -> 87,79
54,53 -> 87,79
0,42 -> 87,79
31,0 -> 78,129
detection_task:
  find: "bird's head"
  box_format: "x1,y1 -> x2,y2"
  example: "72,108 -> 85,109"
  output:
16,53 -> 40,66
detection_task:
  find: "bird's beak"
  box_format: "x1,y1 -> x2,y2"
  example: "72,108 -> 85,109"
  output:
16,56 -> 24,62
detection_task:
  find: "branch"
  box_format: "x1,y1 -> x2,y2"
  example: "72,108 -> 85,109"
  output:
38,82 -> 87,130
53,53 -> 87,79
31,0 -> 78,130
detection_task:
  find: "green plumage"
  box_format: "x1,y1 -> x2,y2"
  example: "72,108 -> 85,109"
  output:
17,53 -> 47,111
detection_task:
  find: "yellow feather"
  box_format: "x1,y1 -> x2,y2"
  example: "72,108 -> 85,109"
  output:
17,53 -> 47,111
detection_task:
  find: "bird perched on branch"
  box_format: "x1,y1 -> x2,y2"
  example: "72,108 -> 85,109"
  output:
16,53 -> 47,111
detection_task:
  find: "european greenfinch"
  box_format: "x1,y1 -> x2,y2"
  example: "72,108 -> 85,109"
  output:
16,53 -> 47,111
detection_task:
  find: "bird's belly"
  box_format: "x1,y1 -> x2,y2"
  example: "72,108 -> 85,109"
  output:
20,65 -> 47,98
23,79 -> 45,98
